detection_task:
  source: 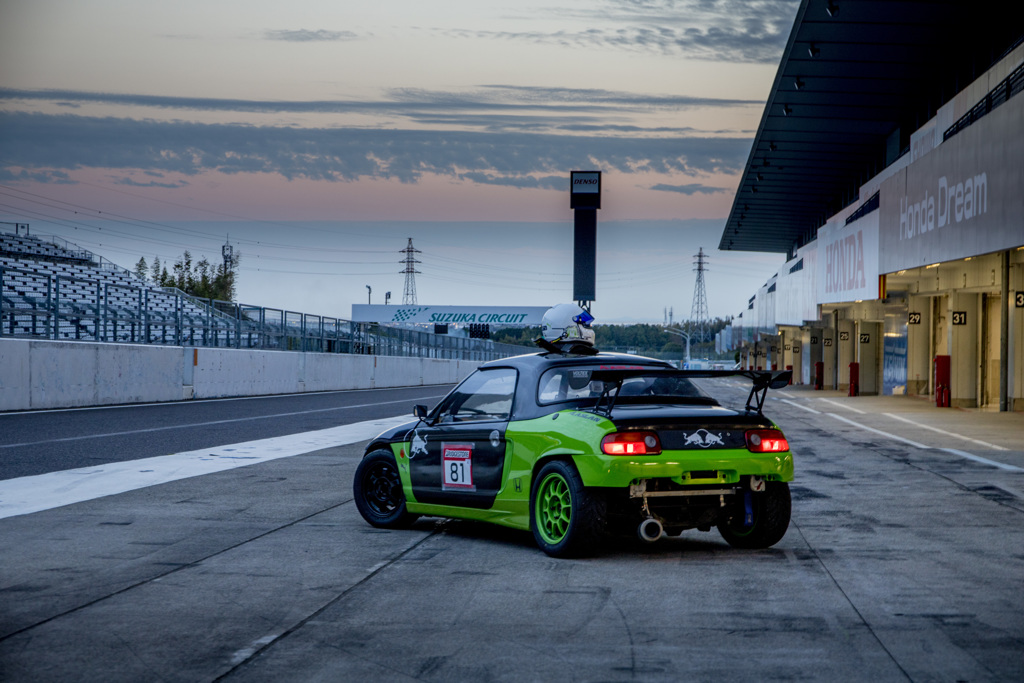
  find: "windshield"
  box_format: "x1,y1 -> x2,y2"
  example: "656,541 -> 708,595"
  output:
537,366 -> 715,406
435,368 -> 517,422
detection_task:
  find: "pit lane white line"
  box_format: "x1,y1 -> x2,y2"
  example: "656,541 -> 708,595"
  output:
883,413 -> 1008,451
826,413 -> 931,449
826,413 -> 1023,472
0,415 -> 413,520
940,448 -> 1024,472
0,396 -> 441,450
780,399 -> 821,414
818,398 -> 865,414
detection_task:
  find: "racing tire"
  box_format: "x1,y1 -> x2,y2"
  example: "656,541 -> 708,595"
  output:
717,481 -> 791,549
530,460 -> 606,558
353,449 -> 419,529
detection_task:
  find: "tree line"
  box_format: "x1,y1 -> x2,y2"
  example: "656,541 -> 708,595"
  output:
133,250 -> 239,302
491,318 -> 733,357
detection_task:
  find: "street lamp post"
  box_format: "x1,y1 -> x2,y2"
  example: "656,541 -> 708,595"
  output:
366,285 -> 371,305
664,326 -> 693,365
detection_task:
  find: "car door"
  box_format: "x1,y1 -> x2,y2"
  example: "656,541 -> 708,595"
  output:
407,367 -> 517,510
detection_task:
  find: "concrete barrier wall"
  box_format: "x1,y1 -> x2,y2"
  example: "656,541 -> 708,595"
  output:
0,338 -> 481,411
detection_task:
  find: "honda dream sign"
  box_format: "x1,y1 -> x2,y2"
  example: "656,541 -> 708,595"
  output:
879,94 -> 1024,272
570,171 -> 601,209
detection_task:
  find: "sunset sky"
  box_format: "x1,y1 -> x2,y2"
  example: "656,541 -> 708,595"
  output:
0,0 -> 796,322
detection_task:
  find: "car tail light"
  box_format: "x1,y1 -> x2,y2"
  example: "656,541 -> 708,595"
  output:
745,429 -> 789,453
601,431 -> 661,456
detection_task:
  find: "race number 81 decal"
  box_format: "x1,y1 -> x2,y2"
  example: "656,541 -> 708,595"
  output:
442,443 -> 475,491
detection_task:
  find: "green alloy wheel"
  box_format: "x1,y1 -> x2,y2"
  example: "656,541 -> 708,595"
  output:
530,460 -> 605,558
353,449 -> 419,529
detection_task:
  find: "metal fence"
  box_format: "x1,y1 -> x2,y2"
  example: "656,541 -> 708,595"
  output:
1,264 -> 528,361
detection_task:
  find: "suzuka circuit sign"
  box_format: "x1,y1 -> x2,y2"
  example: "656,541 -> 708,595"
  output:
351,305 -> 548,326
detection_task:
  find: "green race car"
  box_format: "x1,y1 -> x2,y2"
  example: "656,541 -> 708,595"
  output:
354,349 -> 794,558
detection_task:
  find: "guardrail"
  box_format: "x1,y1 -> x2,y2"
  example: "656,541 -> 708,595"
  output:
1,264 -> 527,361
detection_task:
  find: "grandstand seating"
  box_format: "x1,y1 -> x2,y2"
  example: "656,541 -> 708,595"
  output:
1,230 -> 245,346
1,227 -> 522,360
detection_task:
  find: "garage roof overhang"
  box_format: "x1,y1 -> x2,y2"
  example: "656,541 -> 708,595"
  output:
720,0 -> 1023,256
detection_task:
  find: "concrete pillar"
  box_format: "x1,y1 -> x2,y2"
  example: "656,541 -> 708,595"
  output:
822,327 -> 835,388
948,291 -> 979,409
856,321 -> 880,396
808,327 -> 823,387
907,295 -> 931,395
837,318 -> 855,391
790,330 -> 803,382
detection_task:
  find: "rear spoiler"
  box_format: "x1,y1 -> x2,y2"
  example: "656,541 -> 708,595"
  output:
585,367 -> 792,415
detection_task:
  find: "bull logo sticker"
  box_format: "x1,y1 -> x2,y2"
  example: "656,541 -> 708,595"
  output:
409,429 -> 428,459
682,429 -> 725,448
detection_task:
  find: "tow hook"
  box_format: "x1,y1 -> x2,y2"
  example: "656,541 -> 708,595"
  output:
750,476 -> 766,492
743,490 -> 754,527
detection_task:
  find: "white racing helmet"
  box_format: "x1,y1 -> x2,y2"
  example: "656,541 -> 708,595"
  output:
541,303 -> 595,345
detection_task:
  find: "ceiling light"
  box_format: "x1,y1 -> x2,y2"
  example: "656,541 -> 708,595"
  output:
794,77 -> 805,90
808,44 -> 820,57
826,1 -> 839,17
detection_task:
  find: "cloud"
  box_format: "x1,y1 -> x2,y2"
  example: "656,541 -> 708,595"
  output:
0,112 -> 751,185
445,0 -> 799,63
263,29 -> 358,42
113,176 -> 190,189
458,173 -> 566,190
650,183 -> 727,195
0,86 -> 761,137
0,86 -> 759,116
0,168 -> 75,184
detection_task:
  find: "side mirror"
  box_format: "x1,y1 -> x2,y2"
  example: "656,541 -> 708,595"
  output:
413,405 -> 428,419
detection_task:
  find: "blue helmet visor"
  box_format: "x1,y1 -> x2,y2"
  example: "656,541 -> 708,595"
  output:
572,310 -> 594,327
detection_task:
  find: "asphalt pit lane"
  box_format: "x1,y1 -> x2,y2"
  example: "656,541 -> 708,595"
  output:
789,485 -> 830,500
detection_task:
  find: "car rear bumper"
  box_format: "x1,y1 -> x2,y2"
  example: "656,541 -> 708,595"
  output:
572,449 -> 794,488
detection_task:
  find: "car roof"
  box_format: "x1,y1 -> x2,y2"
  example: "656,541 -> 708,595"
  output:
479,350 -> 673,372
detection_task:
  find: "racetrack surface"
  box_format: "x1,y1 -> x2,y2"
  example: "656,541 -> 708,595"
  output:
1,380 -> 1022,681
0,385 -> 452,480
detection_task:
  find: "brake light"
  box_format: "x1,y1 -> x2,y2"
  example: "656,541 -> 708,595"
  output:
601,431 -> 661,455
745,429 -> 789,453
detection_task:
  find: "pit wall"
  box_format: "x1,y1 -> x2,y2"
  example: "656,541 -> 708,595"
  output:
0,338 -> 480,411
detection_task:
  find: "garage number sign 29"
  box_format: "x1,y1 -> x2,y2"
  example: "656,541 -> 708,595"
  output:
442,444 -> 475,491
909,312 -> 922,324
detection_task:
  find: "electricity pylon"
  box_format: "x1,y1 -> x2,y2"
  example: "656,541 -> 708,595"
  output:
689,247 -> 710,344
399,238 -> 421,305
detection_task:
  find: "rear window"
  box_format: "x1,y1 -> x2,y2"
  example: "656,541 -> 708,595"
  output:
537,367 -> 712,405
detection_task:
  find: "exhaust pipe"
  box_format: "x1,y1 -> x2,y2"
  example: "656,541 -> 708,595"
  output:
637,517 -> 663,543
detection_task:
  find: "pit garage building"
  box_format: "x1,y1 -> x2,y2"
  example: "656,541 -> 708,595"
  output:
720,0 -> 1024,411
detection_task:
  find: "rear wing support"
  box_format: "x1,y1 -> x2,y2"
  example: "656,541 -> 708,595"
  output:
585,367 -> 792,416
